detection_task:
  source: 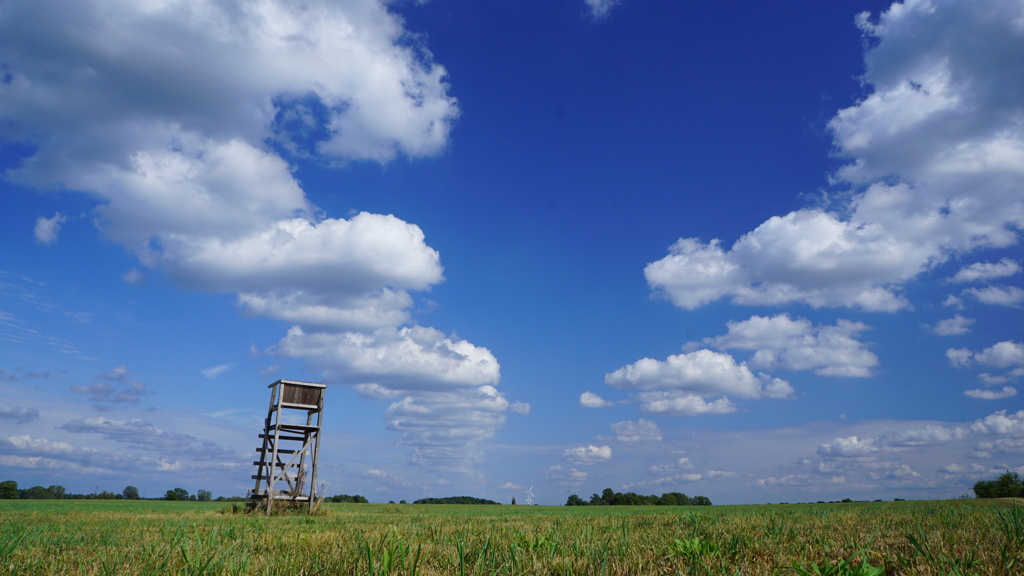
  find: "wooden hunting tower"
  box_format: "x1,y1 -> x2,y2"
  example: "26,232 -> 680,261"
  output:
249,379 -> 326,513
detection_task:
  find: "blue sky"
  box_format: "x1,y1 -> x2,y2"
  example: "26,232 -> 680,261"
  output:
1,0 -> 1023,504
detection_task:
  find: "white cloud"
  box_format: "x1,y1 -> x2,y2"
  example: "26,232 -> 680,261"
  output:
817,436 -> 879,459
946,347 -> 973,367
931,314 -> 974,336
200,363 -> 232,379
275,325 -> 500,390
543,465 -> 589,486
579,391 -> 614,408
33,213 -> 66,245
970,410 -> 1024,436
275,325 -> 511,468
709,315 -> 878,377
584,0 -> 621,20
975,341 -> 1024,368
509,401 -> 531,415
965,285 -> 1024,307
0,405 -> 40,424
0,0 -> 459,336
606,349 -> 764,398
69,367 -> 148,404
58,417 -> 238,460
951,259 -> 1021,283
563,445 -> 612,465
604,348 -> 794,416
808,411 -> 1024,488
649,457 -> 693,474
0,435 -> 76,456
121,268 -> 143,285
965,386 -> 1018,400
362,468 -> 415,489
646,0 -> 1024,312
611,419 -> 662,444
635,391 -> 736,416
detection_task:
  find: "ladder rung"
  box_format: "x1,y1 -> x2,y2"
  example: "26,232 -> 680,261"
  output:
248,492 -> 311,502
259,433 -> 307,442
251,474 -> 298,481
255,448 -> 300,454
270,424 -> 320,431
253,461 -> 301,467
280,402 -> 320,410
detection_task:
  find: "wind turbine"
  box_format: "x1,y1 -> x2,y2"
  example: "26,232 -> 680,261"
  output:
524,484 -> 535,506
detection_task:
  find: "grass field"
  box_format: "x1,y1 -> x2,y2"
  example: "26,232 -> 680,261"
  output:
1,498 -> 1022,575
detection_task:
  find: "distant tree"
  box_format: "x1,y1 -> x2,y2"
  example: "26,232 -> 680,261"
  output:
658,492 -> 691,506
196,489 -> 212,502
326,494 -> 369,503
565,494 -> 586,506
123,486 -> 140,500
164,489 -> 179,501
0,480 -> 18,499
48,485 -> 66,499
171,487 -> 189,501
399,500 -> 407,504
974,471 -> 1024,498
691,495 -> 712,506
512,496 -> 516,505
21,485 -> 51,499
413,496 -> 501,505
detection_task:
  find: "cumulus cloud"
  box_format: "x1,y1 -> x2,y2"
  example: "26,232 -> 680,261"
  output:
646,0 -> 1024,312
0,1 -> 462,340
817,436 -> 879,459
611,419 -> 662,443
975,341 -> 1024,368
0,0 -> 514,478
563,444 -> 612,465
275,325 -> 500,390
0,405 -> 40,424
272,324 -> 517,467
813,411 -> 1024,483
951,259 -> 1021,283
947,347 -> 973,368
931,314 -> 974,336
33,213 -> 66,245
579,391 -> 614,408
0,435 -> 75,456
604,348 -> 793,415
965,386 -> 1018,400
964,285 -> 1024,307
606,349 -> 767,398
708,314 -> 878,377
634,391 -> 736,416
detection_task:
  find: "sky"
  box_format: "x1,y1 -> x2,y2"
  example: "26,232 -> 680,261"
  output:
1,0 -> 1023,505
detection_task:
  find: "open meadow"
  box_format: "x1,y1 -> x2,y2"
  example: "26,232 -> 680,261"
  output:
1,498 -> 1022,575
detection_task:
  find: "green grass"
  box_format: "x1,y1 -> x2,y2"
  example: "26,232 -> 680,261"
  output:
0,499 -> 1021,574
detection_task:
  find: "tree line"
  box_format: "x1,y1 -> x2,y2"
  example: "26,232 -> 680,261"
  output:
0,480 -> 240,501
414,496 -> 502,505
565,488 -> 712,506
974,471 -> 1024,498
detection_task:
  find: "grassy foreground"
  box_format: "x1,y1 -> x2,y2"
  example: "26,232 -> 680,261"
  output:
1,499 -> 1022,575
